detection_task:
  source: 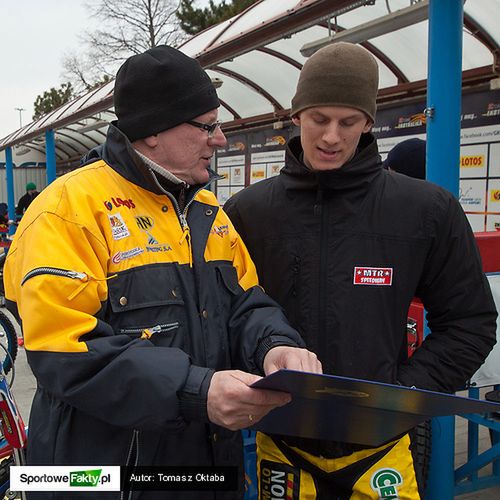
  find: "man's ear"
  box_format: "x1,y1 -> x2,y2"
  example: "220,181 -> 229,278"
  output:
292,115 -> 301,127
363,120 -> 373,134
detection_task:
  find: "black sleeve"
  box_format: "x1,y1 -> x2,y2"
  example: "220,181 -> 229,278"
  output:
223,195 -> 242,229
16,195 -> 26,215
397,191 -> 497,392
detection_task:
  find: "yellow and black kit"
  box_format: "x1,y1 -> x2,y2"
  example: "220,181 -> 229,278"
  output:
4,125 -> 304,500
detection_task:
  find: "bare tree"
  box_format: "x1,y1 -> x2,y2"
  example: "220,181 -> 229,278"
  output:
62,0 -> 185,94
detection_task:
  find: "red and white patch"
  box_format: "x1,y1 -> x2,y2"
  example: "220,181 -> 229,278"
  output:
354,267 -> 393,286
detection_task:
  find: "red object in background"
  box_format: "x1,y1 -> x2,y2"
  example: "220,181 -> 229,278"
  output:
407,232 -> 500,357
407,299 -> 424,357
474,232 -> 500,273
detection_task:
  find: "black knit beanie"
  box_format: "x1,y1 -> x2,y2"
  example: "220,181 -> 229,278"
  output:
291,42 -> 379,121
384,138 -> 426,180
114,46 -> 220,142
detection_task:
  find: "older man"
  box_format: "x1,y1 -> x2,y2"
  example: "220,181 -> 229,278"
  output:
4,46 -> 320,500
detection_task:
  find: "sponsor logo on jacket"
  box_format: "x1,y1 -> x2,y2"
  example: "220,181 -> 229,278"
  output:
370,468 -> 403,498
104,198 -> 136,210
135,215 -> 154,231
108,213 -> 130,240
260,460 -> 299,500
112,247 -> 144,264
354,267 -> 393,286
146,244 -> 172,252
210,224 -> 229,238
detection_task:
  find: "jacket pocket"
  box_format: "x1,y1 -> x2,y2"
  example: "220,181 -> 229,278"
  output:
216,263 -> 240,295
107,264 -> 186,347
214,263 -> 241,320
211,264 -> 240,359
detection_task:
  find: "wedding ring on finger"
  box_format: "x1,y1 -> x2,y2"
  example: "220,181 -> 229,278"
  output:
248,414 -> 254,422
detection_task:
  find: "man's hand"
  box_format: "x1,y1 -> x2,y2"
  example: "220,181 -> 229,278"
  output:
263,346 -> 322,376
207,370 -> 291,431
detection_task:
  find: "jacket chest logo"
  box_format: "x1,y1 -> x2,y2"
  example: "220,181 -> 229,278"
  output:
210,224 -> 229,238
103,197 -> 136,210
108,213 -> 130,240
135,215 -> 154,231
354,267 -> 393,286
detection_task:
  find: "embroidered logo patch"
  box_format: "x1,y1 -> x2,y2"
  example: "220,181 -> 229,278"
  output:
370,468 -> 403,498
354,267 -> 393,286
108,213 -> 130,240
135,215 -> 154,231
112,247 -> 144,264
104,198 -> 136,210
260,460 -> 299,500
210,224 -> 229,238
146,244 -> 172,253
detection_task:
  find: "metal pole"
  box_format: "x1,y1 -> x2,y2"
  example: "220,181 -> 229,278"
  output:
5,147 -> 16,236
45,129 -> 57,184
425,0 -> 463,195
14,107 -> 25,129
425,1 -> 464,499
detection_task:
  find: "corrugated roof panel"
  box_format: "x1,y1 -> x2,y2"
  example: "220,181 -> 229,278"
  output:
369,22 -> 429,83
206,69 -> 273,118
463,30 -> 494,69
2,0 -> 498,154
218,51 -> 300,110
465,0 -> 500,46
215,0 -> 298,43
181,19 -> 233,57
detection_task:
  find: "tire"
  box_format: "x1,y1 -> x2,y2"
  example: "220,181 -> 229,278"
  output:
0,310 -> 18,375
410,420 -> 432,499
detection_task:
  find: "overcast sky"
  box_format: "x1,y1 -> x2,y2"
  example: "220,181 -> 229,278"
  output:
0,1 -> 97,139
0,0 -> 210,140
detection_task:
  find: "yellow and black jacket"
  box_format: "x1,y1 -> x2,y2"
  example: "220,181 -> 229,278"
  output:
4,125 -> 303,499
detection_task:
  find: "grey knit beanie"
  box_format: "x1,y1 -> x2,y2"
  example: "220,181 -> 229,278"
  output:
291,42 -> 379,121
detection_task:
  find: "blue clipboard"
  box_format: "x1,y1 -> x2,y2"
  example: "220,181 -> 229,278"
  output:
250,370 -> 500,447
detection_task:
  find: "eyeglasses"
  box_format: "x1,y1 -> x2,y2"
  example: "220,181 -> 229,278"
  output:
186,120 -> 222,138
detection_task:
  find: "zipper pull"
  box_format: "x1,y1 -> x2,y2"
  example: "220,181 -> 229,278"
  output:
178,214 -> 189,245
67,271 -> 88,280
141,328 -> 153,339
179,213 -> 188,230
178,213 -> 193,267
140,325 -> 164,339
67,276 -> 90,301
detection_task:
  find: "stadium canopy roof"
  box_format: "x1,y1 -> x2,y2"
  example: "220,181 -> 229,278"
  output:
1,0 -> 499,169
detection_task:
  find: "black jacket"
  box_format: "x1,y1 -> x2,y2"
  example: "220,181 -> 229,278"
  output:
5,125 -> 305,499
16,190 -> 39,215
225,134 -> 497,393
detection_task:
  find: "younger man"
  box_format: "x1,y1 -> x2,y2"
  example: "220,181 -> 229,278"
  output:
225,42 -> 497,499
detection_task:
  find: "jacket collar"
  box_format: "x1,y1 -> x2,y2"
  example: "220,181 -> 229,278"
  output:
281,133 -> 382,191
86,123 -> 220,196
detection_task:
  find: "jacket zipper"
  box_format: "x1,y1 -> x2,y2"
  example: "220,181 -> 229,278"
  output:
149,168 -> 214,232
317,187 -> 328,361
121,430 -> 139,500
21,267 -> 87,286
150,171 -> 213,267
119,322 -> 180,336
